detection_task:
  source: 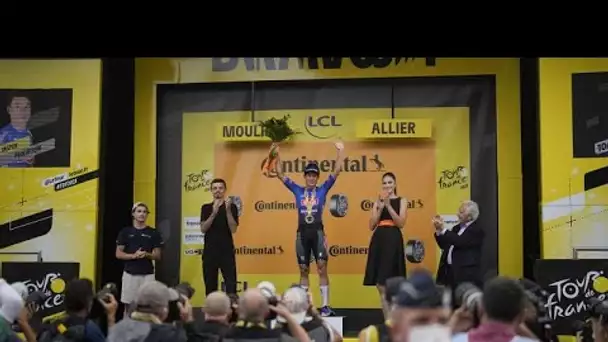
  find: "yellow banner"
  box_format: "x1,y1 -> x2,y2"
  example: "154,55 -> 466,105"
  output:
0,60 -> 101,317
539,58 -> 608,259
216,122 -> 269,142
355,119 -> 432,139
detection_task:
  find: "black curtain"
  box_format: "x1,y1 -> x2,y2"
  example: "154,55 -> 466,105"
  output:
96,58 -> 135,320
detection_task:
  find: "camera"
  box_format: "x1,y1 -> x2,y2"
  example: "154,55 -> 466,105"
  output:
174,282 -> 195,303
165,282 -> 195,323
257,281 -> 279,320
455,282 -> 483,312
228,293 -> 239,323
586,297 -> 608,321
519,279 -> 551,325
97,283 -> 118,303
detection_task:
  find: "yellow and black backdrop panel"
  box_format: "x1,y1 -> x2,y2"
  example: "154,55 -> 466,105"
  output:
540,58 -> 608,259
0,59 -> 102,319
535,59 -> 608,336
135,58 -> 521,328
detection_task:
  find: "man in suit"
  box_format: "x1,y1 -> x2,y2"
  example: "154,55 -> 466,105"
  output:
432,200 -> 484,289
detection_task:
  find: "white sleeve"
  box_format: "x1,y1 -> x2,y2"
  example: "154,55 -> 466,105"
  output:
0,279 -> 24,323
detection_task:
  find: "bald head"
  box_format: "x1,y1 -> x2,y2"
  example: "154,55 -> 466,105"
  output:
238,289 -> 268,323
204,291 -> 231,317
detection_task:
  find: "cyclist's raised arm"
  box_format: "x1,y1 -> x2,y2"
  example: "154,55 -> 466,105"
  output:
275,151 -> 302,194
321,142 -> 345,191
330,141 -> 345,179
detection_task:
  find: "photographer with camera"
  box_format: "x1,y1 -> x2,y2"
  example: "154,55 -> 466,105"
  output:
37,278 -> 117,342
452,276 -> 538,342
224,288 -> 310,342
108,280 -> 205,342
581,298 -> 608,342
277,286 -> 342,342
519,279 -> 557,342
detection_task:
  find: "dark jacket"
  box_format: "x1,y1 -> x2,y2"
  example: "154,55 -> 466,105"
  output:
435,221 -> 484,288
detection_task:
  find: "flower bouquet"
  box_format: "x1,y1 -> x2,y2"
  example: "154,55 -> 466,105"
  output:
259,114 -> 299,176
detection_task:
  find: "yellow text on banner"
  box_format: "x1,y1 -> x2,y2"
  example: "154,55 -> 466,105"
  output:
355,119 -> 432,139
216,122 -> 270,142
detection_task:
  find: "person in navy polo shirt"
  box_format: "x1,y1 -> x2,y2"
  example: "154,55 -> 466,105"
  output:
115,202 -> 164,315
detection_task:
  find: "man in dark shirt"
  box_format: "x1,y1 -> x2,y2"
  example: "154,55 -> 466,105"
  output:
115,202 -> 164,314
200,178 -> 239,295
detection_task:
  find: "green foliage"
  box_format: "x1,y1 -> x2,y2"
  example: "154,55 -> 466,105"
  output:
258,114 -> 299,142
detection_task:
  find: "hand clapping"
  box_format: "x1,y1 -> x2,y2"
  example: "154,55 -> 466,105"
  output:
212,199 -> 222,214
431,215 -> 444,230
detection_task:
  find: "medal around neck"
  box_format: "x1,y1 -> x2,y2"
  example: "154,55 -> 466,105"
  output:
303,188 -> 316,224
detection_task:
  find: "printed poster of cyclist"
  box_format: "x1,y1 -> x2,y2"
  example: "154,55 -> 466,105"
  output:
0,89 -> 73,168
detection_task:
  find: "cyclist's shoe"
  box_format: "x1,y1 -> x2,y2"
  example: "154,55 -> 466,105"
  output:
320,305 -> 335,317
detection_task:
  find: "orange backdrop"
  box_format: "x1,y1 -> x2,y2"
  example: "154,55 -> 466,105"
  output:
214,141 -> 437,274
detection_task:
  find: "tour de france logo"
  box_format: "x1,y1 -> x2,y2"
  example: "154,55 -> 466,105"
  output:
184,169 -> 213,192
437,165 -> 469,190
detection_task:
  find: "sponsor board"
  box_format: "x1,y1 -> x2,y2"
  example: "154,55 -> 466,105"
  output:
235,245 -> 284,255
183,217 -> 201,231
184,248 -> 203,256
254,200 -> 296,212
183,232 -> 204,245
360,198 -> 425,211
439,214 -> 459,227
328,245 -> 369,257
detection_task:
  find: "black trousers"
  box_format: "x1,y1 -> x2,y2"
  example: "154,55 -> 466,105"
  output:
203,251 -> 237,295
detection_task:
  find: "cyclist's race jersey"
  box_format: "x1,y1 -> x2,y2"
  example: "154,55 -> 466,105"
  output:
0,124 -> 33,167
282,174 -> 336,226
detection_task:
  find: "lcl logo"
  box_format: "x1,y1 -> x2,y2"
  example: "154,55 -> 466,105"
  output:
304,115 -> 342,139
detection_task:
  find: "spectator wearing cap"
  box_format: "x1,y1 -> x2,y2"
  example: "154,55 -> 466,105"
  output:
107,280 -> 201,342
115,202 -> 164,316
389,270 -> 452,342
452,277 -> 538,342
224,288 -> 311,342
278,286 -> 341,342
358,276 -> 406,342
0,279 -> 28,342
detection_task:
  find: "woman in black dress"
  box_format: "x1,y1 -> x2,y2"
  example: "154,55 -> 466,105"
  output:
363,172 -> 408,318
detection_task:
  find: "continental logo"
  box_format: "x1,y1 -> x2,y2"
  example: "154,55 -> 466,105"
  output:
254,200 -> 296,212
328,245 -> 369,257
304,115 -> 342,139
234,246 -> 284,255
212,57 -> 437,72
360,198 -> 425,211
262,154 -> 385,178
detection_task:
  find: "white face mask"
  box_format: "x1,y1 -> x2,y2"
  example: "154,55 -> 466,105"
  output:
408,323 -> 451,342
